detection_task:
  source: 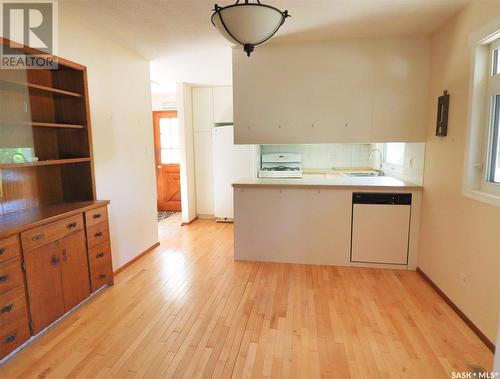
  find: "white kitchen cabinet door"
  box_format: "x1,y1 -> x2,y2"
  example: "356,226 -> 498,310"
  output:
213,126 -> 255,220
351,204 -> 411,264
371,37 -> 429,142
192,87 -> 214,131
213,86 -> 233,124
233,36 -> 429,144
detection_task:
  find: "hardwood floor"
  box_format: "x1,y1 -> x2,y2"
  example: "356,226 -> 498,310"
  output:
0,214 -> 493,378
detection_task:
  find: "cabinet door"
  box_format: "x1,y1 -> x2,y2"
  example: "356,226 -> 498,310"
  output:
213,86 -> 233,123
60,231 -> 90,311
24,241 -> 65,334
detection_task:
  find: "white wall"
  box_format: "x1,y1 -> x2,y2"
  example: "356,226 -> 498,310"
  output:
418,2 -> 500,344
233,35 -> 430,144
177,83 -> 197,223
59,5 -> 158,269
152,93 -> 177,111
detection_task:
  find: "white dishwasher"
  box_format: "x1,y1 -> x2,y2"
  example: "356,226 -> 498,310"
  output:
350,192 -> 411,265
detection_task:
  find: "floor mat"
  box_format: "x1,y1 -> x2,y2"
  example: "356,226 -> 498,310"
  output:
158,211 -> 176,222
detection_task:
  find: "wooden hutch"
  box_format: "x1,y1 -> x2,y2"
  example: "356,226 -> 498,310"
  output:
0,38 -> 114,359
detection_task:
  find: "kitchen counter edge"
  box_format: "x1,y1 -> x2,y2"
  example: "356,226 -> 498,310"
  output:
232,178 -> 423,190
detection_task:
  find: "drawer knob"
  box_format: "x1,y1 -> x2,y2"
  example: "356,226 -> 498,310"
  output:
51,255 -> 60,267
32,233 -> 45,241
0,275 -> 8,282
96,252 -> 105,259
6,334 -> 16,343
1,304 -> 13,313
0,248 -> 4,255
93,213 -> 101,219
95,232 -> 103,238
98,273 -> 106,279
67,222 -> 77,229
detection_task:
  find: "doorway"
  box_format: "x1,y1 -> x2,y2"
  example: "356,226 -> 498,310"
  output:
153,111 -> 181,215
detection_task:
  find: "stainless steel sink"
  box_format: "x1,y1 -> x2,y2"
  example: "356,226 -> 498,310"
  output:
346,172 -> 383,177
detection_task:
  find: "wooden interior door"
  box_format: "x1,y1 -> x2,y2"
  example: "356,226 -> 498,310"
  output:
24,242 -> 65,334
153,111 -> 181,211
60,231 -> 90,311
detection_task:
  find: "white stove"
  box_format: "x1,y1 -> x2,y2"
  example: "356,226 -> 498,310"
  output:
258,153 -> 303,178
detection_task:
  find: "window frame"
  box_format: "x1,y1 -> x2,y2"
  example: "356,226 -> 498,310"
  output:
463,24 -> 500,207
480,39 -> 500,195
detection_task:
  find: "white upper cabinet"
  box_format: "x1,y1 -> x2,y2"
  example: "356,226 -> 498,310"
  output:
213,86 -> 233,124
371,37 -> 430,142
233,36 -> 429,144
192,87 -> 214,131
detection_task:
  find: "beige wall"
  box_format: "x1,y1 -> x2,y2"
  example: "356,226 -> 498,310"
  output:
419,2 -> 500,343
58,5 -> 159,269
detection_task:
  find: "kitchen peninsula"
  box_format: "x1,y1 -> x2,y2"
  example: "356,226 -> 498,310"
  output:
233,176 -> 422,269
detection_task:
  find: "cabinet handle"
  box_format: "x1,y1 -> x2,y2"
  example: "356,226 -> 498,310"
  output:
32,233 -> 45,241
0,248 -> 4,255
67,222 -> 77,229
96,252 -> 105,259
93,213 -> 101,219
51,255 -> 60,267
62,250 -> 67,262
0,275 -> 8,282
95,232 -> 103,238
1,304 -> 13,313
6,334 -> 16,343
98,273 -> 106,279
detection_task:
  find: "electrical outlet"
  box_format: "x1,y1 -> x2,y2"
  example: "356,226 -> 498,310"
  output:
459,273 -> 467,287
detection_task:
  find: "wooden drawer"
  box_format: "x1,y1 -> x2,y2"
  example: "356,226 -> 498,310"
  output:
21,214 -> 84,252
0,319 -> 30,359
88,241 -> 113,292
0,286 -> 28,330
0,257 -> 24,295
0,235 -> 20,264
86,222 -> 109,248
85,206 -> 108,228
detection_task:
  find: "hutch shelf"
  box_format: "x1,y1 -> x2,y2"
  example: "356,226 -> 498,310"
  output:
0,38 -> 114,360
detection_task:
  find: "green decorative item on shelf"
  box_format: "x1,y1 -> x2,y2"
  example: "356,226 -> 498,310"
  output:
0,147 -> 35,164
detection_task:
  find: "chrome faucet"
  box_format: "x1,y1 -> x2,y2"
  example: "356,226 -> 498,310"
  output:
368,149 -> 384,176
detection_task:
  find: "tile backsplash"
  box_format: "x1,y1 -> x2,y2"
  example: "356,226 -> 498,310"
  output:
260,144 -> 371,169
260,142 -> 426,184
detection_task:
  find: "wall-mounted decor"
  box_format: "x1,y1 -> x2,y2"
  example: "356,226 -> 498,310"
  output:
436,90 -> 449,137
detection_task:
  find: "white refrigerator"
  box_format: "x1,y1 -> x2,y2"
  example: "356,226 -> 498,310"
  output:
212,125 -> 257,221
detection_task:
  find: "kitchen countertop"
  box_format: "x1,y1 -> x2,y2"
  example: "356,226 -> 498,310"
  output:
232,176 -> 422,189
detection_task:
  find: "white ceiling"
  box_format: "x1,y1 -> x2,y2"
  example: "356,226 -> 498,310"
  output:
60,0 -> 469,94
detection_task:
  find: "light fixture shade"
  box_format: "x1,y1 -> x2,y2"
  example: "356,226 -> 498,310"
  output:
212,2 -> 289,56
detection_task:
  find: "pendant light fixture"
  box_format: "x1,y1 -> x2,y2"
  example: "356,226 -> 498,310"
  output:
211,0 -> 290,57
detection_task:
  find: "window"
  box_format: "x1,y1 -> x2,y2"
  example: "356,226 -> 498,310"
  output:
463,29 -> 500,207
488,95 -> 500,183
159,117 -> 180,164
486,42 -> 500,185
385,143 -> 405,166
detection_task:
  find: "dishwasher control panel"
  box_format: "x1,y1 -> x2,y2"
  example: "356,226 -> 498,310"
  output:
352,192 -> 412,205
